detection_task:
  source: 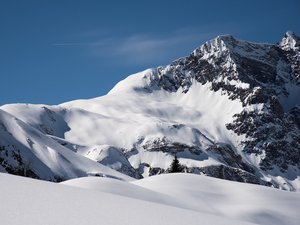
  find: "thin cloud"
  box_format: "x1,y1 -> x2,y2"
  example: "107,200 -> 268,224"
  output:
90,29 -> 215,65
52,43 -> 93,46
53,26 -> 233,66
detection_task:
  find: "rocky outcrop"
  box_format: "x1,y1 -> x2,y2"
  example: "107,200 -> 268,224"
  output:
145,32 -> 300,175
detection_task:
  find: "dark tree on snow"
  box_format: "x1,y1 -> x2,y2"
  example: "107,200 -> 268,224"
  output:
169,155 -> 184,173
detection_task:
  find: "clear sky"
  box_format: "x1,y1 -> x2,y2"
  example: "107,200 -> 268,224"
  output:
1,0 -> 299,105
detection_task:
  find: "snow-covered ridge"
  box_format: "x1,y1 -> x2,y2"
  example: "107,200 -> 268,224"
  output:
0,31 -> 299,191
109,32 -> 293,97
108,68 -> 160,94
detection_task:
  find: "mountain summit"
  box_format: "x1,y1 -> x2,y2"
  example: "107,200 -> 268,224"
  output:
279,31 -> 300,51
1,32 -> 299,191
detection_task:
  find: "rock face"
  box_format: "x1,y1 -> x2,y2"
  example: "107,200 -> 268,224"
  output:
1,32 -> 299,190
122,31 -> 300,182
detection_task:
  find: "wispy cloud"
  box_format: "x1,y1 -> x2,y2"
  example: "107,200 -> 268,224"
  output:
52,43 -> 92,46
52,26 -> 232,66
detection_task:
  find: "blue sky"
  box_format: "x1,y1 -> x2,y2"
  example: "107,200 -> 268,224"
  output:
1,0 -> 299,105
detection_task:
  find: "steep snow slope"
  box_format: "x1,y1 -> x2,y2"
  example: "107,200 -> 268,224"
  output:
0,173 -> 259,225
62,80 -> 243,153
0,109 -> 132,181
1,83 -> 248,180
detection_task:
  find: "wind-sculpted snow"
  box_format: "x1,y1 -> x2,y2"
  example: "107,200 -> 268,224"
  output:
2,173 -> 299,225
1,173 -> 266,225
0,32 -> 299,191
133,173 -> 300,225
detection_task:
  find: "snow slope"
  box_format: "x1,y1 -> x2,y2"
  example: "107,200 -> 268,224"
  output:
62,173 -> 300,225
133,173 -> 300,225
1,79 -> 244,170
0,173 -> 258,225
0,109 -> 132,181
0,173 -> 300,225
2,172 -> 300,225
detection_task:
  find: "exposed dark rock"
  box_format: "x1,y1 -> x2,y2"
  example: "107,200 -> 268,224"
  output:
198,165 -> 261,185
206,144 -> 255,174
142,137 -> 202,155
0,145 -> 39,180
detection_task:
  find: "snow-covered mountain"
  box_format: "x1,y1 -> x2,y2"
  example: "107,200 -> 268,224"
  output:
1,31 -> 299,191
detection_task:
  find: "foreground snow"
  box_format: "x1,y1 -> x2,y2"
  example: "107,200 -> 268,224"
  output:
1,173 -> 299,225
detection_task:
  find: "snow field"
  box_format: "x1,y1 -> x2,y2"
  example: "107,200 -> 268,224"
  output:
0,173 -> 261,225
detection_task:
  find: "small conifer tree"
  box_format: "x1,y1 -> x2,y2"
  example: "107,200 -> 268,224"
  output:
169,155 -> 184,173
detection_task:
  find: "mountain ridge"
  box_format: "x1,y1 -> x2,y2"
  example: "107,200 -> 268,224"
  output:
1,31 -> 299,191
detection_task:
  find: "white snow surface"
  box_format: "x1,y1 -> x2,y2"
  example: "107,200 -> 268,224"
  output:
0,109 -> 132,181
1,74 -> 244,169
62,78 -> 244,148
1,172 -> 299,225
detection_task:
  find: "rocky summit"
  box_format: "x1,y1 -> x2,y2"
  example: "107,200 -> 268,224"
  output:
1,32 -> 299,191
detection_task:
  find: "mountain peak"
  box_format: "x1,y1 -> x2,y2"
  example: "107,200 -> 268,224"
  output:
216,34 -> 236,42
285,30 -> 298,39
279,31 -> 300,51
193,34 -> 237,58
